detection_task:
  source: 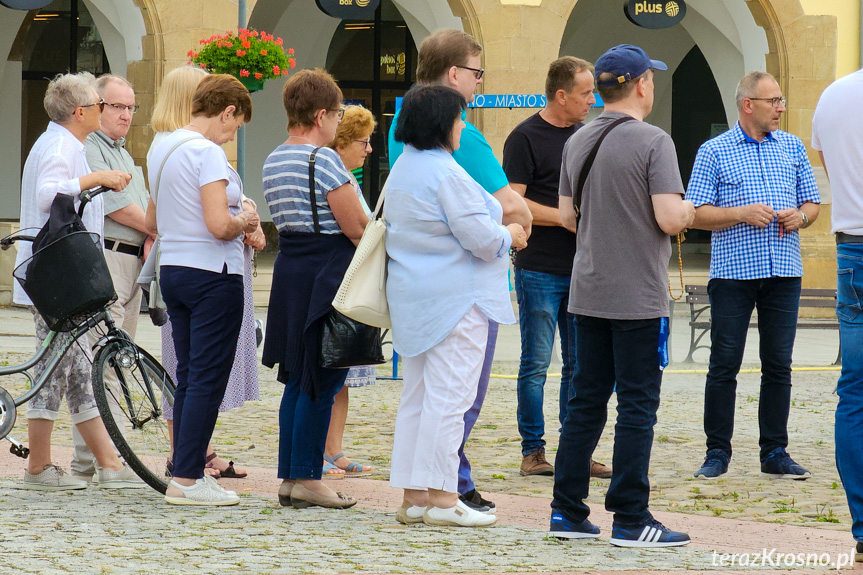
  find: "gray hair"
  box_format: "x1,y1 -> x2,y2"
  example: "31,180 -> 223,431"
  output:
43,72 -> 97,123
736,71 -> 777,110
95,74 -> 134,97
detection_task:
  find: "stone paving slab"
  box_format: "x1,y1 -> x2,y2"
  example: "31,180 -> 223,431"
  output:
0,479 -> 834,575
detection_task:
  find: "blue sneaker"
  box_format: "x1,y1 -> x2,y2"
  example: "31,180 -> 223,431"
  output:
761,448 -> 811,480
694,449 -> 729,479
610,518 -> 690,548
549,512 -> 600,540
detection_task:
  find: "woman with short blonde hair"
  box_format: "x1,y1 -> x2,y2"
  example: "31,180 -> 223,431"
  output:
151,66 -> 208,133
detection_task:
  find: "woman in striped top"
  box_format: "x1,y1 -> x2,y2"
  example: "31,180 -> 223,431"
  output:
261,69 -> 369,510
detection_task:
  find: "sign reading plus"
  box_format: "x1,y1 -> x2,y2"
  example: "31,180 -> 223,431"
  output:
624,0 -> 686,29
0,0 -> 54,8
316,0 -> 380,19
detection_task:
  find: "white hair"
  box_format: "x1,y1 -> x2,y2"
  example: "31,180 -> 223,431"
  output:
43,72 -> 97,123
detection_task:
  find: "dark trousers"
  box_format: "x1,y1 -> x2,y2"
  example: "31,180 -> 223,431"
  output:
551,315 -> 662,527
704,277 -> 801,460
160,265 -> 244,480
278,368 -> 347,480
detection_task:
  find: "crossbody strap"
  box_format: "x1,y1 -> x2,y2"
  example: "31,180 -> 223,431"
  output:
573,116 -> 636,220
307,146 -> 324,234
152,134 -> 206,206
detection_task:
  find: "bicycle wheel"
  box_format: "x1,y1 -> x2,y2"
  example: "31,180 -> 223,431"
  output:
92,340 -> 175,493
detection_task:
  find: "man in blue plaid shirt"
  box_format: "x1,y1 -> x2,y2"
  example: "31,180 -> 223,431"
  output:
686,71 -> 820,481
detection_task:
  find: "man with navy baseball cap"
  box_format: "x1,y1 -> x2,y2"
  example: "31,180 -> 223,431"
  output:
549,44 -> 694,547
593,44 -> 667,87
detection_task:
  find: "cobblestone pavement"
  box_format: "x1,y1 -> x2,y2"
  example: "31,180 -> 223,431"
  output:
0,306 -> 858,573
0,479 -> 770,575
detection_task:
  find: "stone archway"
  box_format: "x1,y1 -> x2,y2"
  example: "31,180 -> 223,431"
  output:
745,0 -> 836,155
243,0 -> 473,210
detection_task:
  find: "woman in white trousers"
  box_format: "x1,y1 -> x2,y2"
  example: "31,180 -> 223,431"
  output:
384,85 -> 527,527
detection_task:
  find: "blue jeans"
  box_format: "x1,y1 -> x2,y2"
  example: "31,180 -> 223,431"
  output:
835,244 -> 863,541
704,277 -> 801,460
457,320 -> 498,495
160,265 -> 244,480
278,368 -> 347,480
515,268 -> 576,456
551,315 -> 662,526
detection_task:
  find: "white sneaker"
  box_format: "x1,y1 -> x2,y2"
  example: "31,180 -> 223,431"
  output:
23,464 -> 88,491
396,504 -> 426,524
423,500 -> 497,527
164,478 -> 240,506
97,463 -> 146,489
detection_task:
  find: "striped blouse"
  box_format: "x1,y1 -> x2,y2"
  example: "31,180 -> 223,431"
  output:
263,144 -> 351,234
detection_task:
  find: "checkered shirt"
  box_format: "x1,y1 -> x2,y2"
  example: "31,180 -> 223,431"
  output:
685,122 -> 820,280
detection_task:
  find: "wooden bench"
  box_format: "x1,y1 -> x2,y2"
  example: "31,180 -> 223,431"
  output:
684,284 -> 840,365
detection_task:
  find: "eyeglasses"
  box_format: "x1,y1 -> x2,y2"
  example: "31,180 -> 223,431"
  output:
749,96 -> 787,108
328,107 -> 345,122
104,102 -> 140,114
457,65 -> 484,80
354,138 -> 371,148
79,99 -> 105,112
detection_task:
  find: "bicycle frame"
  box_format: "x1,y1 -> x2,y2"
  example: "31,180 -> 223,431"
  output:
0,309 -> 122,408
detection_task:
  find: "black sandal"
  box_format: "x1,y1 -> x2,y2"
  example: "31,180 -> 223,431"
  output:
208,452 -> 247,479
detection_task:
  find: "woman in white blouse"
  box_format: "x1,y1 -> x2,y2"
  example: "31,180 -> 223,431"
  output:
385,85 -> 527,527
145,74 -> 259,506
16,72 -> 141,491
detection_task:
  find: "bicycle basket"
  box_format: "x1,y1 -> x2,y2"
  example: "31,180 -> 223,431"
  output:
13,231 -> 116,331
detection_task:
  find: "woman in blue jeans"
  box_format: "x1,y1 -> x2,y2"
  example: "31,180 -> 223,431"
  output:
262,69 -> 369,510
146,74 -> 259,506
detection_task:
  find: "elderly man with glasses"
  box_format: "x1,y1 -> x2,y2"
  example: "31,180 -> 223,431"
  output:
686,71 -> 821,481
71,74 -> 153,482
14,71 -> 136,491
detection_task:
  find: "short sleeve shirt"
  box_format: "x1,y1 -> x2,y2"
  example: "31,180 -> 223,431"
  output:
685,123 -> 820,280
263,144 -> 351,234
85,131 -> 149,246
147,129 -> 244,275
503,113 -> 579,275
560,112 -> 685,320
388,109 -> 508,195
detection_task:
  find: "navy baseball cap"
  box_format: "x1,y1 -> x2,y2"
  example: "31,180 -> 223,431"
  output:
595,44 -> 667,87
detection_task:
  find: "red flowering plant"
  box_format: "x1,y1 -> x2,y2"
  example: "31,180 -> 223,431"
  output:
188,29 -> 296,83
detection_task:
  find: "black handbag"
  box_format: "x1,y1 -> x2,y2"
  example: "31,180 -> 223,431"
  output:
306,147 -> 385,368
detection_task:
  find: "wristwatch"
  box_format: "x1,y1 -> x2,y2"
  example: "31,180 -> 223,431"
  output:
798,210 -> 809,228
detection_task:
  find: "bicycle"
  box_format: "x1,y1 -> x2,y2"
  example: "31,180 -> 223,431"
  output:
0,186 -> 175,494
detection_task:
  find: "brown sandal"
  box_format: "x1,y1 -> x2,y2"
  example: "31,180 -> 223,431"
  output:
203,452 -> 222,480
207,452 -> 247,479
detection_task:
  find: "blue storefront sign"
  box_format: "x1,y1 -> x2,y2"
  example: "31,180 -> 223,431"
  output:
395,93 -> 604,113
468,94 -> 604,108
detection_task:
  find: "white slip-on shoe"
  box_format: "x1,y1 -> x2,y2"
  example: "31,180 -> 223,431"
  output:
395,504 -> 426,524
23,464 -> 88,491
423,500 -> 497,527
97,463 -> 146,489
164,478 -> 240,506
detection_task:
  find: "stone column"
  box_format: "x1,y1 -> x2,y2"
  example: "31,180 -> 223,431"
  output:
468,0 -> 575,157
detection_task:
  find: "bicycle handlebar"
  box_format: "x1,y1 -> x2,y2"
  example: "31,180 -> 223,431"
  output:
0,186 -> 111,251
77,186 -> 111,218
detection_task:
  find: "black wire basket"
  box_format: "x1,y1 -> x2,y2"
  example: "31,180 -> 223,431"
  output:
13,231 -> 116,332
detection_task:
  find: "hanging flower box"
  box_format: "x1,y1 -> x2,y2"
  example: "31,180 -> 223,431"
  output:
188,28 -> 296,92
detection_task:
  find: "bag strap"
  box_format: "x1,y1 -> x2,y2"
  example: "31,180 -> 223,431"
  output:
308,146 -> 324,234
371,180 -> 387,221
573,116 -> 635,219
152,134 -> 206,205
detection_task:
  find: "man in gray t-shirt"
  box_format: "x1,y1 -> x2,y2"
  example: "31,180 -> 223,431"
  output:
549,45 -> 695,548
